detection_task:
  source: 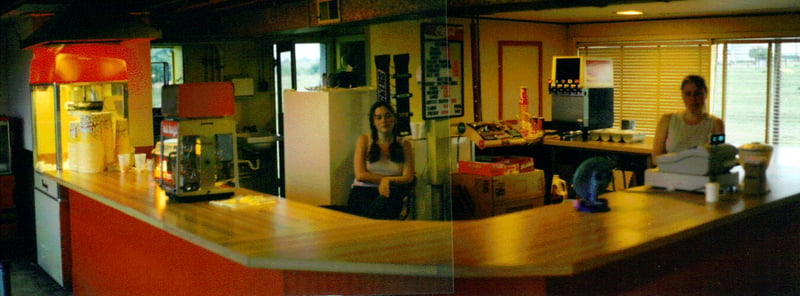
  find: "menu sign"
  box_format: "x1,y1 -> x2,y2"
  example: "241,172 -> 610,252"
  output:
421,23 -> 464,119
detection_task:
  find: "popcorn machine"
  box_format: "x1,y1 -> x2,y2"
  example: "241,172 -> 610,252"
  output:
158,82 -> 239,202
30,44 -> 131,173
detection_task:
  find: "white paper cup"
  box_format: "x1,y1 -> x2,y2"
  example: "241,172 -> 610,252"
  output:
621,119 -> 636,130
410,122 -> 426,139
146,158 -> 155,171
705,182 -> 720,203
118,154 -> 131,171
134,153 -> 147,171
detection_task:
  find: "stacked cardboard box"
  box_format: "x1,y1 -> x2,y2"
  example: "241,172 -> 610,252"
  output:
451,167 -> 545,219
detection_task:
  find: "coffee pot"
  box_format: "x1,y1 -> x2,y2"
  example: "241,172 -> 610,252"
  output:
739,142 -> 773,195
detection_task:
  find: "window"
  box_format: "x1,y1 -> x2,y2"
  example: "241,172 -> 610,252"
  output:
151,46 -> 183,139
295,43 -> 326,91
150,46 -> 183,108
578,42 -> 711,135
712,41 -> 800,146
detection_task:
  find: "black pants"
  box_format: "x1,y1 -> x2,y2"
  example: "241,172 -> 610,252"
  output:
347,186 -> 404,219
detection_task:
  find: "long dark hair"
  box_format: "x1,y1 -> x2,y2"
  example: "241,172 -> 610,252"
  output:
368,101 -> 404,163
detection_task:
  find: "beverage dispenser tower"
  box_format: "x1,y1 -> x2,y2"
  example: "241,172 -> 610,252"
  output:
548,56 -> 615,138
158,82 -> 239,202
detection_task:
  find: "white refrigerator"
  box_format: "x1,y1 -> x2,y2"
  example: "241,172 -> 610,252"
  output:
283,88 -> 375,206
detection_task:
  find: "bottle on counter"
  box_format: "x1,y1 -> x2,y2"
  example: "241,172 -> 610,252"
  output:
518,86 -> 533,138
550,174 -> 568,204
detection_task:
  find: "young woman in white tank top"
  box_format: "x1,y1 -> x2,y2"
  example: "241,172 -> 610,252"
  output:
347,101 -> 415,219
653,75 -> 725,161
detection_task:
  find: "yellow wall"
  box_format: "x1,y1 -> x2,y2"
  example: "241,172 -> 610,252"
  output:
458,18 -> 569,124
367,19 -> 429,126
366,18 -> 572,182
122,39 -> 156,148
367,18 -> 571,125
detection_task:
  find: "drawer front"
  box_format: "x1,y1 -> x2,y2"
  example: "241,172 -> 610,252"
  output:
34,172 -> 59,198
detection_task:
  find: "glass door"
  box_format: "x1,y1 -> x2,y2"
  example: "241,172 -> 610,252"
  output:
274,42 -> 294,197
273,42 -> 326,197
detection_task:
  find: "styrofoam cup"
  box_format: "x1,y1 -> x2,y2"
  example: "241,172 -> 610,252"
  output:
118,154 -> 131,171
134,153 -> 147,171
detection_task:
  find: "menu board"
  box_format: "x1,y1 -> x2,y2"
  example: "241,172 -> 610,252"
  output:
421,23 -> 464,119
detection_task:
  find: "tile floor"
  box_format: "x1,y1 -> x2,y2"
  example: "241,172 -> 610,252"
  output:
1,227 -> 71,296
4,258 -> 72,296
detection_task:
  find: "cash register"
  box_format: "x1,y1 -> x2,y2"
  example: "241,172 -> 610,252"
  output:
645,134 -> 739,191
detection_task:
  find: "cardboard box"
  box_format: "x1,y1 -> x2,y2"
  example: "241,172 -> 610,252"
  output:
500,156 -> 535,173
458,160 -> 519,176
451,170 -> 545,219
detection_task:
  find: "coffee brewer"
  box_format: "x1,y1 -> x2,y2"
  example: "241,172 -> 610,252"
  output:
739,142 -> 773,196
159,82 -> 238,202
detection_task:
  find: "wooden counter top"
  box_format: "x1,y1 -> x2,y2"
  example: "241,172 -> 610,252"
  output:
45,146 -> 800,279
51,169 -> 454,277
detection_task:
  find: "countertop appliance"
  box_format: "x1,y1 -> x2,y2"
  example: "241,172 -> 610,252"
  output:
158,82 -> 238,202
548,56 -> 614,136
30,44 -> 130,173
645,143 -> 740,191
739,142 -> 773,195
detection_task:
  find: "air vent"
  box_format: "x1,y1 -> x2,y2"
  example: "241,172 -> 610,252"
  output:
317,0 -> 340,24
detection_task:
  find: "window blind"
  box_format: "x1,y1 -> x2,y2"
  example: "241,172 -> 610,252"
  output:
578,42 -> 711,135
711,40 -> 800,145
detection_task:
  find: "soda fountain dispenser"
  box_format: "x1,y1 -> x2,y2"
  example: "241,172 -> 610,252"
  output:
548,56 -> 615,140
158,82 -> 239,202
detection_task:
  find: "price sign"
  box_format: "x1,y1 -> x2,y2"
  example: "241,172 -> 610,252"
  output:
421,23 -> 464,119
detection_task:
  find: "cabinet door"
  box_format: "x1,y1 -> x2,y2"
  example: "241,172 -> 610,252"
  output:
34,189 -> 64,286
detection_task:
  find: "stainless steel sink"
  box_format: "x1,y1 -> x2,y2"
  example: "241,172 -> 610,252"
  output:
237,133 -> 276,150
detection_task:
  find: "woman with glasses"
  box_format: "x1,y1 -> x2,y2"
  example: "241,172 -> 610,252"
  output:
347,101 -> 415,219
653,75 -> 725,158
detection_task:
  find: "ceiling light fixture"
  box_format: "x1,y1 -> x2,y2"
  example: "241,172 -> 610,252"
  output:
616,10 -> 644,16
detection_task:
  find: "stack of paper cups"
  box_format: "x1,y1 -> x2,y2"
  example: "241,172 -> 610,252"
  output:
96,113 -> 114,169
115,118 -> 134,156
76,113 -> 109,173
66,121 -> 80,171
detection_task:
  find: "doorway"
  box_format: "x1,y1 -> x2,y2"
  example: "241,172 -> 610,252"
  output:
498,41 -> 543,120
273,42 -> 327,196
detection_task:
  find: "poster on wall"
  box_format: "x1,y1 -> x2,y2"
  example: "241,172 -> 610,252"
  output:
421,23 -> 464,119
